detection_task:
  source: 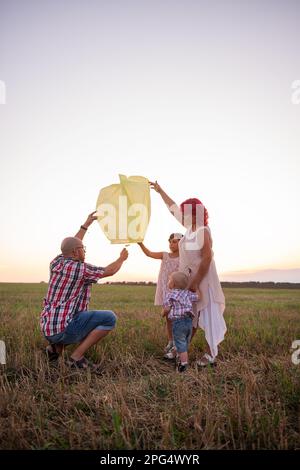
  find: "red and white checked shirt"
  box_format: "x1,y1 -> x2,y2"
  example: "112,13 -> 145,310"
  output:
40,255 -> 105,337
163,289 -> 198,321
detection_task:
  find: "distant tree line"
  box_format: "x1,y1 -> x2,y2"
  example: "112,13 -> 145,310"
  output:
103,281 -> 300,289
221,281 -> 300,289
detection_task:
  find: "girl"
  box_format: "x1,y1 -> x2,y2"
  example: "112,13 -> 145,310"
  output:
138,233 -> 183,357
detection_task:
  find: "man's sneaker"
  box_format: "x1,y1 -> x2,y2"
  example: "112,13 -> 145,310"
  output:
163,346 -> 177,360
164,341 -> 174,353
45,344 -> 59,362
177,362 -> 188,373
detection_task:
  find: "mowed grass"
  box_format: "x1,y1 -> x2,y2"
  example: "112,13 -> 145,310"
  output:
0,283 -> 300,450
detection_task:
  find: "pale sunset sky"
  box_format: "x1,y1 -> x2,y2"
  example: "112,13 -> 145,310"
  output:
0,0 -> 299,283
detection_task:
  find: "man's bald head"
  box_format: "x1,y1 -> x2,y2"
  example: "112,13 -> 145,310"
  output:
61,237 -> 83,256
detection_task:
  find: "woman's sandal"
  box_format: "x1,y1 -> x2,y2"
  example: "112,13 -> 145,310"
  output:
196,353 -> 217,367
45,344 -> 60,362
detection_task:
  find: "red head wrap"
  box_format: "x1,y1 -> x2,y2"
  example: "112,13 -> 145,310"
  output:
180,198 -> 209,226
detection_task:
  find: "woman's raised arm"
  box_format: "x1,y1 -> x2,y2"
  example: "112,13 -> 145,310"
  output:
149,181 -> 176,207
150,181 -> 184,227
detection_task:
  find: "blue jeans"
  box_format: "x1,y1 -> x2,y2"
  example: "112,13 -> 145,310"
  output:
172,317 -> 193,353
46,310 -> 117,345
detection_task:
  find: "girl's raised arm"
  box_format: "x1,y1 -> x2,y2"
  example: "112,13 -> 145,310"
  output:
138,242 -> 163,260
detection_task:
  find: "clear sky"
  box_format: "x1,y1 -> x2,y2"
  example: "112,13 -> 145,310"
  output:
0,0 -> 299,283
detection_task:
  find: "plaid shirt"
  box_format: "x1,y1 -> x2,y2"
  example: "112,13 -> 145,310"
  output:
40,255 -> 105,337
163,289 -> 198,321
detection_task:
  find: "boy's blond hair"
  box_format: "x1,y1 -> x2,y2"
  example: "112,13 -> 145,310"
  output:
171,271 -> 189,290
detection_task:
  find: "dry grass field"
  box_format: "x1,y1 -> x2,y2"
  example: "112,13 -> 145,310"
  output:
0,283 -> 300,450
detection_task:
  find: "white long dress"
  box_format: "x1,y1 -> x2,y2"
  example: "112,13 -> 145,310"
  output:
169,204 -> 226,358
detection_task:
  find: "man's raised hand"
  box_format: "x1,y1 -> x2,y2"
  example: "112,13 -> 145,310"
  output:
120,248 -> 129,261
83,211 -> 98,228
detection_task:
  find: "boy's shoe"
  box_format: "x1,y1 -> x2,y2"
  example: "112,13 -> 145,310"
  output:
164,341 -> 174,353
163,346 -> 176,360
177,362 -> 188,373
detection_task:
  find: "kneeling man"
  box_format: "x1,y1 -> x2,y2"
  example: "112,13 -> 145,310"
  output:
40,211 -> 128,369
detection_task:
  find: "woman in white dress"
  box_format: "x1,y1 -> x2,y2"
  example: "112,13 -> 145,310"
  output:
150,181 -> 226,366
